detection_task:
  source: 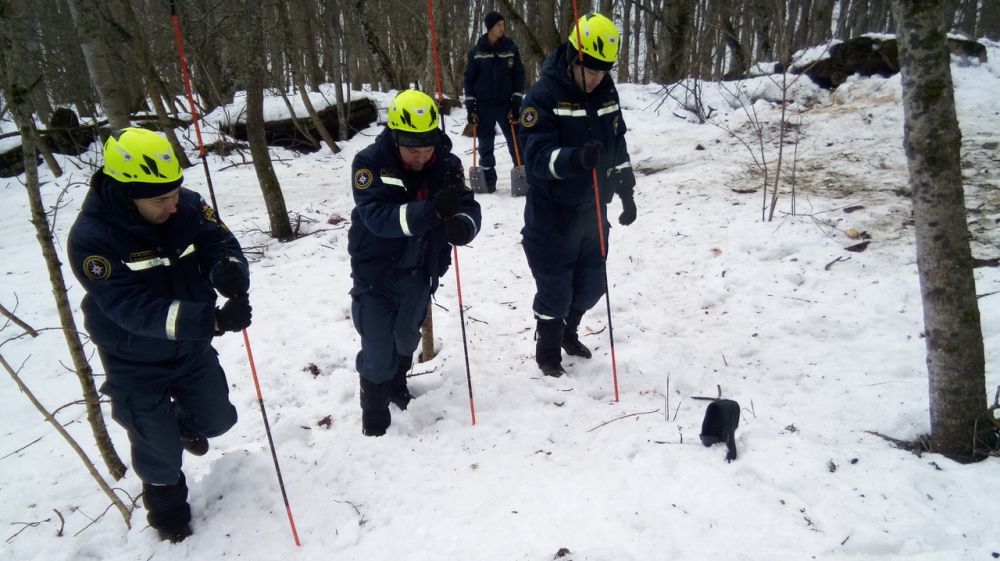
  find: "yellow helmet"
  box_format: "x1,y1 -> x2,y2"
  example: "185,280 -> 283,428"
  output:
386,89 -> 440,147
102,128 -> 183,198
568,13 -> 620,71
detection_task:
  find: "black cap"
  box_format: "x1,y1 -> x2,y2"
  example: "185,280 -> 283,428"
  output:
484,11 -> 504,31
393,129 -> 439,148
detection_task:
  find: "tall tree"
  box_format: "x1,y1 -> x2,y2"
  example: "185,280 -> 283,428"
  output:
242,0 -> 293,240
65,0 -> 131,128
0,37 -> 127,481
891,0 -> 995,460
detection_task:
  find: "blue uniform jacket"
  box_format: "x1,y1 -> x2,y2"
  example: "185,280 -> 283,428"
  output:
348,128 -> 482,294
464,34 -> 526,108
518,42 -> 636,209
67,174 -> 247,365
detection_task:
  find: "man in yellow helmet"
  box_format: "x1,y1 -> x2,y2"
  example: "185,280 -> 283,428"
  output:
67,127 -> 251,542
348,90 -> 482,436
517,14 -> 637,377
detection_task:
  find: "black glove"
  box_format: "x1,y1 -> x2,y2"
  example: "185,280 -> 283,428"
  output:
215,296 -> 252,333
465,100 -> 478,125
444,216 -> 475,246
210,258 -> 249,298
576,141 -> 602,170
433,188 -> 462,218
618,194 -> 637,226
508,95 -> 523,123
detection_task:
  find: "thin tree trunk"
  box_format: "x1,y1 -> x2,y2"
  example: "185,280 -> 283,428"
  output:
1,353 -> 131,527
279,1 -> 339,153
892,0 -> 993,461
65,0 -> 131,129
353,0 -> 401,90
117,0 -> 192,168
244,0 -> 293,240
0,17 -> 126,480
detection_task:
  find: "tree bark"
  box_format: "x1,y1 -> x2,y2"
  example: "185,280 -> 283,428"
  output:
3,95 -> 128,481
353,0 -> 401,90
117,0 -> 192,168
892,0 -> 994,461
244,0 -> 293,240
65,0 -> 131,129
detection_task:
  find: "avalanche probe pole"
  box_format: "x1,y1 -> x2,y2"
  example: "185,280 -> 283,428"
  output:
169,0 -> 302,545
570,1 -> 620,402
428,0 -> 477,425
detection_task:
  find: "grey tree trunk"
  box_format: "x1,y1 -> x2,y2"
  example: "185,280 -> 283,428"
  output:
0,77 -> 128,480
354,0 -> 401,90
244,0 -> 293,240
117,0 -> 192,168
892,0 -> 994,461
65,0 -> 130,129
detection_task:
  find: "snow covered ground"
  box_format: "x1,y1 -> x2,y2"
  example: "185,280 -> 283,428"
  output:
1,42 -> 998,561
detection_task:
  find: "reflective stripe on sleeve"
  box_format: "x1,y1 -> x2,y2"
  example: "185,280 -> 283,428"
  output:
553,108 -> 587,117
178,244 -> 196,258
399,203 -> 412,236
165,300 -> 181,340
614,161 -> 632,171
548,149 -> 563,179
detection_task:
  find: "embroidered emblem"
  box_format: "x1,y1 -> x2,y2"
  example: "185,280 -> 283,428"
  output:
521,107 -> 539,128
203,204 -> 220,225
354,168 -> 374,190
613,115 -> 620,135
83,255 -> 112,281
507,59 -> 514,69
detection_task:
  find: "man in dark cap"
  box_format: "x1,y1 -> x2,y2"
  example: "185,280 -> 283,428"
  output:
463,10 -> 526,193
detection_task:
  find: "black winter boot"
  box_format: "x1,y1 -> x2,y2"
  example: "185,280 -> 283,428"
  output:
173,405 -> 209,456
562,309 -> 592,359
360,376 -> 391,436
143,472 -> 192,543
388,355 -> 414,411
535,318 -> 566,377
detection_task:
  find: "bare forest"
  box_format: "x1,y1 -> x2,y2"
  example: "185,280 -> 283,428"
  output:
1,0 -> 997,131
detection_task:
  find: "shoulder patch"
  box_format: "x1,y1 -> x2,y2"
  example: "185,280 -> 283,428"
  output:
83,255 -> 112,281
521,107 -> 539,128
354,168 -> 374,190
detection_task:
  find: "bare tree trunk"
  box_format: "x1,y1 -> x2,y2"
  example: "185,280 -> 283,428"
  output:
354,0 -> 402,90
65,0 -> 131,129
244,0 -> 293,240
420,303 -> 436,362
117,0 -> 192,168
0,12 -> 126,480
892,0 -> 994,461
278,1 -> 340,153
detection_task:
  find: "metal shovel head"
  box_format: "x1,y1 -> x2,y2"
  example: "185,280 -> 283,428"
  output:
510,165 -> 528,197
469,166 -> 489,194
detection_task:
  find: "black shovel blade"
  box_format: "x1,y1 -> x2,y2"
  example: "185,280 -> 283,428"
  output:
510,165 -> 528,197
469,166 -> 489,194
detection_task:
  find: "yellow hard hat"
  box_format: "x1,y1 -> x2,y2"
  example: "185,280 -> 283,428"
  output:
387,89 -> 441,147
568,13 -> 620,70
102,128 -> 183,198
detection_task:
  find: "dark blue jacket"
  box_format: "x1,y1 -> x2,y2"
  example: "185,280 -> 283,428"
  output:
348,128 -> 482,294
464,34 -> 526,107
67,174 -> 246,364
518,42 -> 636,208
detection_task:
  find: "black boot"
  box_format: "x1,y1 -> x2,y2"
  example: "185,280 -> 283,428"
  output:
172,405 -> 209,456
360,376 -> 391,436
388,355 -> 414,411
143,473 -> 192,543
535,318 -> 566,377
562,309 -> 592,359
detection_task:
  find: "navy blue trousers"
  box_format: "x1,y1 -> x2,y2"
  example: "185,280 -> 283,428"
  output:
475,103 -> 519,188
522,195 -> 611,319
99,343 -> 237,485
352,272 -> 431,384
